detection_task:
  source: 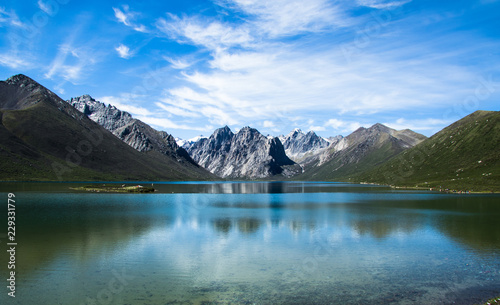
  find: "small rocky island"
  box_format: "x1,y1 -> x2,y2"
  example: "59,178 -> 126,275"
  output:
70,184 -> 155,193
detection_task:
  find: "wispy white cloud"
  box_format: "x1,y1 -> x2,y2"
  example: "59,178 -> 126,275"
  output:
99,94 -> 154,117
115,44 -> 132,59
38,0 -> 57,16
113,5 -> 148,33
157,0 -> 348,52
45,42 -> 100,82
156,15 -> 253,50
45,44 -> 79,80
0,7 -> 25,28
384,117 -> 454,134
113,6 -> 128,24
155,101 -> 201,117
164,56 -> 194,69
263,120 -> 275,128
136,116 -> 212,132
43,17 -> 105,84
167,86 -> 229,109
219,0 -> 349,37
0,53 -> 31,69
261,120 -> 282,133
176,45 -> 475,124
309,125 -> 326,132
133,24 -> 147,33
324,119 -> 362,134
201,106 -> 240,126
210,51 -> 275,71
356,0 -> 412,9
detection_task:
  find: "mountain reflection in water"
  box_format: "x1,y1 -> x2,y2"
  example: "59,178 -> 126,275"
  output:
1,182 -> 499,305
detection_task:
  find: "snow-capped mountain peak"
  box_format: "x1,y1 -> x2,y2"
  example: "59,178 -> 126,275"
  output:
176,135 -> 207,149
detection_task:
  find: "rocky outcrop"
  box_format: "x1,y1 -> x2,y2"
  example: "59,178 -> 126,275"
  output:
186,126 -> 301,179
68,95 -> 196,164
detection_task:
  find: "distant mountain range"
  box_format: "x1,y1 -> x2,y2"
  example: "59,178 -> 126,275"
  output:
0,74 -> 498,190
298,123 -> 427,181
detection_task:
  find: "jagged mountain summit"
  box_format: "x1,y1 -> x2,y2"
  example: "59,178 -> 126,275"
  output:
279,129 -> 335,168
0,74 -> 213,181
0,74 -> 75,112
186,126 -> 301,179
299,123 -> 427,181
68,95 -> 195,165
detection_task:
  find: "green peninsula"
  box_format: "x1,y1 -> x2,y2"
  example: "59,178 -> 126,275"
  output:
70,184 -> 155,193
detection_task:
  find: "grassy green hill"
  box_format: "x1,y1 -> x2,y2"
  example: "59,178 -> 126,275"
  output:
354,110 -> 500,191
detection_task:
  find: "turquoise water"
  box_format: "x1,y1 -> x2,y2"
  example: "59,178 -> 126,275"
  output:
1,182 -> 500,304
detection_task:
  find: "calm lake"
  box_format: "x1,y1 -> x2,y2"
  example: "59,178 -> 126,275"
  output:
1,181 -> 500,304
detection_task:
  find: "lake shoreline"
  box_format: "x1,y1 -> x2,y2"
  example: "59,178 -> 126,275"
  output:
390,185 -> 497,194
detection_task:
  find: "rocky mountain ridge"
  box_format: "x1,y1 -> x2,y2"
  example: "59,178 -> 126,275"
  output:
279,129 -> 331,160
186,126 -> 301,179
278,128 -> 338,170
68,95 -> 195,164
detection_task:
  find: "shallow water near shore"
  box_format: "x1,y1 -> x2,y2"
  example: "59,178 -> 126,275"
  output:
1,181 -> 500,304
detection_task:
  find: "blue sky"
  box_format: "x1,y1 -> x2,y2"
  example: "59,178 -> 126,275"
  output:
1,0 -> 499,140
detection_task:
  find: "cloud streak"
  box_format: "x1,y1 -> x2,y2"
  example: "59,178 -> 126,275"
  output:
38,0 -> 57,16
218,0 -> 349,37
0,7 -> 25,28
356,0 -> 412,9
113,5 -> 148,32
99,94 -> 154,117
156,15 -> 253,50
0,53 -> 31,69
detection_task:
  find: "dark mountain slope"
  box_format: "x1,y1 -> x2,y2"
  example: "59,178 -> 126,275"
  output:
0,74 -> 214,181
